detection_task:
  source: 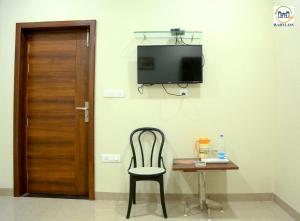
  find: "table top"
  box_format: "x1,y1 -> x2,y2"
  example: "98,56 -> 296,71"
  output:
172,158 -> 239,172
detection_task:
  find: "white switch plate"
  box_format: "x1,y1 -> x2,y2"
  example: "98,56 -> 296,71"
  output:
103,89 -> 125,98
101,154 -> 121,163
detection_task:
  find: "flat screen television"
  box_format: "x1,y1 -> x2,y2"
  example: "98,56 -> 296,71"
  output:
137,45 -> 203,84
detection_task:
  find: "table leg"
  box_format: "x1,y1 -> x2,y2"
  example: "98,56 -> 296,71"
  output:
199,171 -> 206,210
199,172 -> 212,221
184,171 -> 223,219
184,172 -> 207,216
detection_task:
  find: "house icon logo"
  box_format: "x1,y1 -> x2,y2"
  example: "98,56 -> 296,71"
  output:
273,6 -> 295,27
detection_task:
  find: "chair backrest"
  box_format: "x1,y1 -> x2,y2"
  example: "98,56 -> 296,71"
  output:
130,127 -> 165,168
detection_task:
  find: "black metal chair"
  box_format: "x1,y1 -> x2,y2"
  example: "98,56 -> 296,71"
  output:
126,127 -> 167,219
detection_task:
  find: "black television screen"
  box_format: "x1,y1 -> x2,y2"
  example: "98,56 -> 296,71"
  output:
138,45 -> 203,84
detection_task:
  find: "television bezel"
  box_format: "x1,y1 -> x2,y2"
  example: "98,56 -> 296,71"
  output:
137,44 -> 203,84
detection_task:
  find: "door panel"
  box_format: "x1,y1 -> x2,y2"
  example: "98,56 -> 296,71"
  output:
26,29 -> 88,196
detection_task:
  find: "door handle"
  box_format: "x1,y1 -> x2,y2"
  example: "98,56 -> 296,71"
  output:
76,101 -> 89,123
76,107 -> 88,110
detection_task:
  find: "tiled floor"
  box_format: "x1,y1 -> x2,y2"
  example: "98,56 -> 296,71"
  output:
0,196 -> 295,221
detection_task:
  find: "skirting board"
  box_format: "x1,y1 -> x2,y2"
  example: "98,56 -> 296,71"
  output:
273,194 -> 300,221
1,189 -> 299,220
0,188 -> 13,196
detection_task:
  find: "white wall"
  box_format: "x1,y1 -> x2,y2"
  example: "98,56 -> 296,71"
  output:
0,0 -> 277,195
273,0 -> 300,213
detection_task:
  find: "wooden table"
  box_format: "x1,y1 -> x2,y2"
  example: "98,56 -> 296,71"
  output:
173,158 -> 239,171
172,158 -> 239,220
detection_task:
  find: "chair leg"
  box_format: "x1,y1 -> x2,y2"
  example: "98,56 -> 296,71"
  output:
133,180 -> 136,204
126,176 -> 134,219
159,176 -> 168,218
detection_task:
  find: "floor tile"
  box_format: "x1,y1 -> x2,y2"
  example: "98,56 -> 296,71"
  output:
0,196 -> 295,221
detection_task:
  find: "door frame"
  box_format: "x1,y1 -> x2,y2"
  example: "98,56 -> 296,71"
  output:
13,20 -> 96,200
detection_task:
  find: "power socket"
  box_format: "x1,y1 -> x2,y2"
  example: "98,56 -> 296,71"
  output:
179,89 -> 188,96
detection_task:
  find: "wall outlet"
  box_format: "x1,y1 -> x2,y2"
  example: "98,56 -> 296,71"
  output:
179,89 -> 188,96
101,154 -> 121,163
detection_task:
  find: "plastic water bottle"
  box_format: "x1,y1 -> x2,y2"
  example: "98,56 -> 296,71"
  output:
217,133 -> 226,159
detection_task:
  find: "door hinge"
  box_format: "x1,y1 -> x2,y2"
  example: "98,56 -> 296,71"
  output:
27,117 -> 29,127
27,64 -> 30,73
86,30 -> 90,47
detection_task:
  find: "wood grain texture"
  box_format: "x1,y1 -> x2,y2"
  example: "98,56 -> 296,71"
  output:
14,20 -> 96,199
26,29 -> 88,196
172,158 -> 239,172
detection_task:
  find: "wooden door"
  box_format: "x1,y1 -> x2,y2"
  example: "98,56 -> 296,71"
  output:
25,29 -> 89,196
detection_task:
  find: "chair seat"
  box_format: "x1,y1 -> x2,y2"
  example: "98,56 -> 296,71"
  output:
129,167 -> 166,176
